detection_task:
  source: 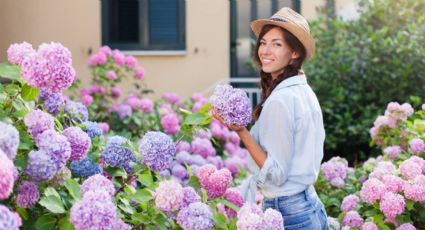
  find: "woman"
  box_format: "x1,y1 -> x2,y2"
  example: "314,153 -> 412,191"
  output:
214,7 -> 328,229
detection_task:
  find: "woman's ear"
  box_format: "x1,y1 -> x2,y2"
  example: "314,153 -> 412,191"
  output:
291,51 -> 300,59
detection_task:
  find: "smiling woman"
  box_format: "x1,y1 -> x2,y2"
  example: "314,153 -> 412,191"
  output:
213,7 -> 329,230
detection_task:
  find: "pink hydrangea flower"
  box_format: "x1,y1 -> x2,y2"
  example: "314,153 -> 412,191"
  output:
196,164 -> 232,199
383,146 -> 402,160
396,223 -> 417,230
154,180 -> 184,212
403,174 -> 425,202
362,222 -> 378,230
139,98 -> 153,113
160,113 -> 181,136
409,138 -> 425,155
135,67 -> 145,80
399,159 -> 422,180
340,195 -> 359,212
82,95 -> 93,107
124,56 -> 137,69
7,42 -> 35,66
382,175 -> 405,193
0,150 -> 15,200
342,210 -> 363,228
106,70 -> 117,80
360,178 -> 386,204
379,192 -> 405,219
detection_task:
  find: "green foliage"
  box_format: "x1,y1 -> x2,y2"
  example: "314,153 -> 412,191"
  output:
305,0 -> 425,162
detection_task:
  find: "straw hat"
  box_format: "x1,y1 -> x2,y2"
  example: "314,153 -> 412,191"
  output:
251,7 -> 315,59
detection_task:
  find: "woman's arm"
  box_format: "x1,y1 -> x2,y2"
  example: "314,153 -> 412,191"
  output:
212,109 -> 267,168
235,127 -> 267,168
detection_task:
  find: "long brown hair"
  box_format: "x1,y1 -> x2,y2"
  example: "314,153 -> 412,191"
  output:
252,25 -> 307,121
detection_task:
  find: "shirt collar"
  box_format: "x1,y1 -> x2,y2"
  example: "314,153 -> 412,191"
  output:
274,74 -> 307,91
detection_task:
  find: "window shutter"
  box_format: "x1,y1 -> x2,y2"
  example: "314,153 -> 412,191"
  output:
149,0 -> 179,44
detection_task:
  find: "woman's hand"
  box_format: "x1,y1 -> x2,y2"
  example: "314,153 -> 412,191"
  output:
211,108 -> 245,133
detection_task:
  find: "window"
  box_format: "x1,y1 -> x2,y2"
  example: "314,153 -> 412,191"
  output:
102,0 -> 186,51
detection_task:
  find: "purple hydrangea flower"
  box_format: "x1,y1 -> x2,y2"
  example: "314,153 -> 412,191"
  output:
102,136 -> 136,168
83,121 -> 103,138
39,90 -> 65,115
321,157 -> 348,187
403,174 -> 425,202
63,127 -> 91,160
177,202 -> 214,230
36,130 -> 71,170
70,190 -> 118,230
182,187 -> 201,208
409,138 -> 425,155
70,158 -> 102,178
25,150 -> 57,182
171,163 -> 189,180
7,41 -> 35,66
0,204 -> 22,230
16,181 -> 40,208
155,180 -> 184,212
64,101 -> 89,124
210,84 -> 252,126
139,98 -> 153,113
21,42 -> 76,93
139,131 -> 176,171
0,122 -> 19,160
24,109 -> 54,139
0,150 -> 15,200
236,204 -> 265,230
116,105 -> 132,119
162,92 -> 182,105
80,174 -> 115,199
191,137 -> 216,158
383,145 -> 402,160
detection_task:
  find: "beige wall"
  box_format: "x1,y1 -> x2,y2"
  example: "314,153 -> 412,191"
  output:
0,0 -> 101,90
0,0 -> 229,99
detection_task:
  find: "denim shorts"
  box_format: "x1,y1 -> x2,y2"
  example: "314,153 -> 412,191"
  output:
262,186 -> 329,230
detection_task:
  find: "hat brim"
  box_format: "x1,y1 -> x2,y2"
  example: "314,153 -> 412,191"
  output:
251,19 -> 315,59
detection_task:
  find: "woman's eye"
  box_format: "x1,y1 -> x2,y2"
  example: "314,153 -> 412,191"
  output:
260,42 -> 266,46
274,43 -> 282,47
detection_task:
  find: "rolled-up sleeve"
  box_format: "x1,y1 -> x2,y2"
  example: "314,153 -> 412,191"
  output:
255,99 -> 294,188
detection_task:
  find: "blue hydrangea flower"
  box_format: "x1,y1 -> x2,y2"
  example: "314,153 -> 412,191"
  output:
102,136 -> 136,168
25,150 -> 57,182
83,121 -> 103,138
0,122 -> 19,160
210,85 -> 252,127
64,101 -> 89,124
70,158 -> 102,178
139,131 -> 176,171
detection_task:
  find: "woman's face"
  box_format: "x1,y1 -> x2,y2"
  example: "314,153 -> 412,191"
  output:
258,27 -> 298,79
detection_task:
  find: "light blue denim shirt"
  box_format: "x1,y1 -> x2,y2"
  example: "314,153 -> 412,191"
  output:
240,74 -> 325,203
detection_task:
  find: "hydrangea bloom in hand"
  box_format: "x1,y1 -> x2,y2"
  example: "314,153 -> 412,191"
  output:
210,84 -> 252,127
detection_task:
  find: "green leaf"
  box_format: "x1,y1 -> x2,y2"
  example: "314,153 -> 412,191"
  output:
13,109 -> 29,118
104,167 -> 127,177
138,171 -> 153,187
21,83 -> 39,101
199,103 -> 212,113
132,188 -> 153,203
44,187 -> 61,199
0,62 -> 21,81
201,188 -> 208,203
58,216 -> 74,230
34,215 -> 56,230
212,213 -> 227,228
406,199 -> 414,211
39,195 -> 66,214
118,203 -> 136,214
131,213 -> 151,224
5,84 -> 20,94
16,207 -> 29,220
184,113 -> 208,125
220,199 -> 241,212
187,176 -> 201,189
65,179 -> 81,200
